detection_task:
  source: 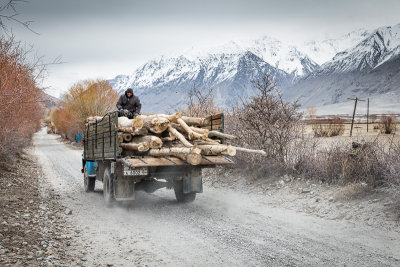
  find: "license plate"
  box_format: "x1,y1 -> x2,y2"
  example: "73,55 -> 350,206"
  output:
123,166 -> 148,176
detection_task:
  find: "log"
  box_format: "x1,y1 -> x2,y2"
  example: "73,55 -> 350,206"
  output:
193,138 -> 220,145
132,116 -> 144,129
118,117 -> 133,128
133,113 -> 181,130
132,135 -> 163,149
191,127 -> 209,136
159,112 -> 182,123
205,138 -> 220,144
176,118 -> 205,140
168,125 -> 193,147
197,144 -> 236,156
234,147 -> 267,157
181,116 -> 210,126
175,153 -> 202,166
149,147 -> 202,165
208,130 -> 237,140
135,115 -> 170,133
120,142 -> 149,152
118,127 -> 148,136
118,133 -> 123,144
161,135 -> 176,142
193,140 -> 220,145
122,133 -> 132,142
86,116 -> 103,123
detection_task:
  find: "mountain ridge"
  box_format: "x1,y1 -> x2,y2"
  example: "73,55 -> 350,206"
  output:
110,23 -> 400,113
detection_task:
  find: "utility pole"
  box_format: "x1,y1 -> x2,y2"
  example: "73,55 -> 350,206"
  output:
348,97 -> 365,137
367,98 -> 370,132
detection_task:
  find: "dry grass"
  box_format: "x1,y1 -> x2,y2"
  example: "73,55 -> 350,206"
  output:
312,116 -> 345,137
379,115 -> 397,134
333,182 -> 372,201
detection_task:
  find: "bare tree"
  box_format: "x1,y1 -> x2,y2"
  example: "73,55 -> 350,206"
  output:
0,0 -> 36,33
228,74 -> 302,165
181,84 -> 221,117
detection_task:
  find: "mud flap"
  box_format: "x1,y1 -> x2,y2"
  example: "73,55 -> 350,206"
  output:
183,176 -> 203,194
114,178 -> 135,201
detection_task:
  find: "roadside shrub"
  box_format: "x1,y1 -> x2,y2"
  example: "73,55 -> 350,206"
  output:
180,86 -> 221,117
370,114 -> 377,123
312,116 -> 345,137
382,139 -> 400,205
294,140 -> 385,187
379,115 -> 396,134
0,35 -> 44,160
226,74 -> 302,177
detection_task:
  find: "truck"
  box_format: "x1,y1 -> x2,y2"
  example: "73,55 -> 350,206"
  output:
81,111 -> 233,205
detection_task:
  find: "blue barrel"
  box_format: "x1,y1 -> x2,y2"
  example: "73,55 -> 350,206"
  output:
76,133 -> 84,143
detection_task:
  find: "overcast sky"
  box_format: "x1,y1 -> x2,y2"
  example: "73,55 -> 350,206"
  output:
5,0 -> 400,97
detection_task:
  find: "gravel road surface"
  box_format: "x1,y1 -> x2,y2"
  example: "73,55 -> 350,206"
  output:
32,128 -> 400,266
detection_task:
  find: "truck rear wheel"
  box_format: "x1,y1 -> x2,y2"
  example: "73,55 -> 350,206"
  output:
84,165 -> 95,192
103,167 -> 115,207
173,179 -> 196,203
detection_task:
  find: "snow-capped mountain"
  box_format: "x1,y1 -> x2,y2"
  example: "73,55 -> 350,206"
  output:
285,24 -> 400,109
301,29 -> 371,65
236,36 -> 319,77
181,36 -> 319,77
110,23 -> 400,114
110,51 -> 291,113
320,24 -> 400,73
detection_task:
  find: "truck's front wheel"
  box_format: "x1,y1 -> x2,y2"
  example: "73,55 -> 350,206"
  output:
84,165 -> 95,192
173,179 -> 196,203
103,167 -> 115,207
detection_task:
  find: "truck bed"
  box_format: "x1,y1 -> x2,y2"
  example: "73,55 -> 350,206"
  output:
84,112 -> 231,167
123,155 -> 233,167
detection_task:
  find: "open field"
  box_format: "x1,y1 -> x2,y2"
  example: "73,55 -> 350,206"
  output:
301,122 -> 399,147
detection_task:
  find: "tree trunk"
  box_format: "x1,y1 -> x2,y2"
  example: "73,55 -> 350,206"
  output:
176,118 -> 205,140
234,147 -> 267,156
197,144 -> 236,156
149,147 -> 202,165
181,116 -> 210,126
208,130 -> 237,140
118,133 -> 123,144
120,142 -> 149,152
86,116 -> 103,123
168,125 -> 193,147
132,135 -> 163,149
133,113 -> 181,130
193,138 -> 220,145
191,126 -> 209,136
118,127 -> 148,136
118,117 -> 133,128
135,115 -> 170,133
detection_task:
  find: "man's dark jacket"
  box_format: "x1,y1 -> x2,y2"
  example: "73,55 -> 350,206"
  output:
116,93 -> 141,114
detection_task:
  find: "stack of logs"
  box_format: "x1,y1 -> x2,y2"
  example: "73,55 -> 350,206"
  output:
101,112 -> 265,165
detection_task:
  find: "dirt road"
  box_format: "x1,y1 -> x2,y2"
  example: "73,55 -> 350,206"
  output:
32,128 -> 400,266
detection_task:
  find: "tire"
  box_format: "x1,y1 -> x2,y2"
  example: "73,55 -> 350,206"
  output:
103,166 -> 115,207
83,164 -> 95,192
173,179 -> 196,203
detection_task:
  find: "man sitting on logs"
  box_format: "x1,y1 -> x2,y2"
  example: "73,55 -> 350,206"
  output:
116,88 -> 141,118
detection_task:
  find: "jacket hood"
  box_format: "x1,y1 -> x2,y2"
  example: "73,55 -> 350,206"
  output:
125,88 -> 134,97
